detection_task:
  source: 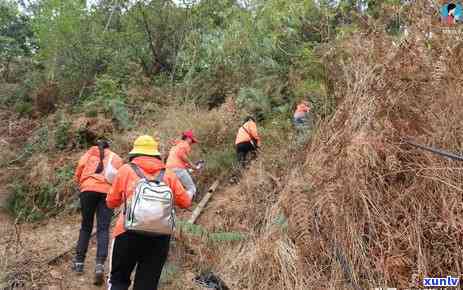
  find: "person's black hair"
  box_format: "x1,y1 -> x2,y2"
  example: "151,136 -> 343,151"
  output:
181,135 -> 188,140
95,140 -> 110,174
448,3 -> 457,12
244,116 -> 255,124
128,154 -> 161,162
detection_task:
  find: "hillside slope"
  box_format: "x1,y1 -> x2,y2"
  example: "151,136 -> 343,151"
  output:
2,3 -> 463,290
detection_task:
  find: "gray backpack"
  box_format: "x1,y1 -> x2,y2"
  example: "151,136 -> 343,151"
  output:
123,163 -> 175,235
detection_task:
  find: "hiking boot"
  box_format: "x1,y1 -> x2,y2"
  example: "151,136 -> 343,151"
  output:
71,260 -> 84,274
94,264 -> 105,286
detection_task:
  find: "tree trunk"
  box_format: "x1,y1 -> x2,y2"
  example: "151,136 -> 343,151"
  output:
139,7 -> 160,75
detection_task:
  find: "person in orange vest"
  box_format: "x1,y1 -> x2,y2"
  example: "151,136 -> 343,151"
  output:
73,139 -> 123,285
166,130 -> 199,199
293,100 -> 311,125
235,116 -> 260,166
106,135 -> 191,290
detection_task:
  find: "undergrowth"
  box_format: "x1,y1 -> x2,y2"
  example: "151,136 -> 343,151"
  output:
6,163 -> 75,222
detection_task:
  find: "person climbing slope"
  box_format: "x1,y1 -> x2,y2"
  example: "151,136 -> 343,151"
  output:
73,139 -> 123,285
293,100 -> 314,145
106,135 -> 192,290
293,100 -> 312,128
235,116 -> 260,167
166,130 -> 200,200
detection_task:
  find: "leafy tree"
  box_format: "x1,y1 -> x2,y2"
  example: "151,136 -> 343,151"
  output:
0,0 -> 34,81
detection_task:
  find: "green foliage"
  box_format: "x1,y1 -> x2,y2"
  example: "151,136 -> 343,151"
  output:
0,0 -> 35,80
177,220 -> 209,236
237,88 -> 271,120
54,119 -> 71,150
55,164 -> 74,186
201,147 -> 237,182
33,0 -> 87,80
92,75 -> 121,100
2,126 -> 49,167
7,182 -> 56,222
14,0 -> 350,116
14,101 -> 33,117
83,75 -> 132,130
177,220 -> 246,243
6,161 -> 74,222
5,0 -> 399,116
110,100 -> 131,130
209,232 -> 246,243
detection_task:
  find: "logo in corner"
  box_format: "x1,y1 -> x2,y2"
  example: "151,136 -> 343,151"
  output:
440,1 -> 463,26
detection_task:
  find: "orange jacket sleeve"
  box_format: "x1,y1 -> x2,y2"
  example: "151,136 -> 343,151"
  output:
177,146 -> 189,164
74,152 -> 89,185
166,172 -> 191,209
111,153 -> 124,170
106,166 -> 127,209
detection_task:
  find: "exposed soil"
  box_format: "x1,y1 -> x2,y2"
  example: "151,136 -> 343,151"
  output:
0,184 -> 229,290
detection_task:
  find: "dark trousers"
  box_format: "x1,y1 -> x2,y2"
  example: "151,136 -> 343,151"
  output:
236,142 -> 257,167
108,232 -> 171,290
75,191 -> 113,264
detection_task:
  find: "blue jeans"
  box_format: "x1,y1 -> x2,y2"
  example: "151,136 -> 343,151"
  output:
173,168 -> 196,198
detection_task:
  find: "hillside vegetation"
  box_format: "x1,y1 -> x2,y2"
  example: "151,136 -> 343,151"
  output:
2,0 -> 462,289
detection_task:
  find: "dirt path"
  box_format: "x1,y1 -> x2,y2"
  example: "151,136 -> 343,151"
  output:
44,210 -> 201,290
1,181 -> 229,290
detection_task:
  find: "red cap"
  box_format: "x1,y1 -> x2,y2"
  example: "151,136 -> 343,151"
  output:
182,130 -> 198,143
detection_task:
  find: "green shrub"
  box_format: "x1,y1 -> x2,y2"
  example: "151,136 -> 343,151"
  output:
6,183 -> 57,222
177,220 -> 208,236
83,75 -> 132,130
209,232 -> 246,242
14,101 -> 33,117
6,163 -> 74,222
3,126 -> 49,166
84,107 -> 98,117
236,87 -> 271,120
110,99 -> 132,130
54,120 -> 71,150
203,147 -> 236,179
177,220 -> 246,243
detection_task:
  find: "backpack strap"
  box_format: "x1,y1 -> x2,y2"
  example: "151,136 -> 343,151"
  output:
241,123 -> 257,149
129,163 -> 146,180
130,163 -> 166,183
123,164 -> 167,215
124,163 -> 146,215
155,169 -> 166,184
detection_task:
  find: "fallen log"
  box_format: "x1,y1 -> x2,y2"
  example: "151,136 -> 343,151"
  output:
188,180 -> 220,224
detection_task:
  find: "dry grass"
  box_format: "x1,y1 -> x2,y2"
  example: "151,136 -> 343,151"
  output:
272,4 -> 463,289
200,3 -> 463,289
4,3 -> 463,289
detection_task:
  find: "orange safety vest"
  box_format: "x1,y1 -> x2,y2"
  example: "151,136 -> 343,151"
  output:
235,120 -> 260,146
74,147 -> 123,194
106,156 -> 191,237
166,140 -> 192,169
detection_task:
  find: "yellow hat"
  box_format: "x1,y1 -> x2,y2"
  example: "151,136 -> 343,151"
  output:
129,135 -> 160,156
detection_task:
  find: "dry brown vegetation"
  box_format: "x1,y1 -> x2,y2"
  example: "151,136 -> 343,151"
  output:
202,4 -> 463,290
2,3 -> 463,290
